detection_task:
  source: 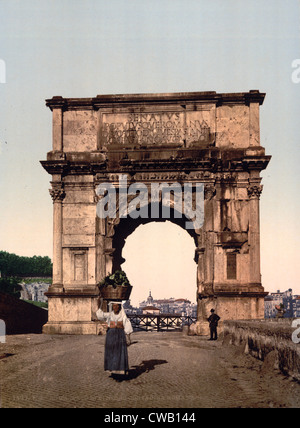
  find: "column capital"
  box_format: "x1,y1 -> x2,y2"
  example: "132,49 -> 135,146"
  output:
247,184 -> 263,200
49,183 -> 65,202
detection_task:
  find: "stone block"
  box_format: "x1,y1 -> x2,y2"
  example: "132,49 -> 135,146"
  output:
216,105 -> 249,148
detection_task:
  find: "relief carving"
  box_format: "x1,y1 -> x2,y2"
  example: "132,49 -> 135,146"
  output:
204,184 -> 216,200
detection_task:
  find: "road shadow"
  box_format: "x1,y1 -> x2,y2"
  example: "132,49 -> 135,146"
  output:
0,353 -> 14,360
127,340 -> 139,346
110,359 -> 168,383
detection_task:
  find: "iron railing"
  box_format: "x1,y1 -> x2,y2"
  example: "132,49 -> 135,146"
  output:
128,314 -> 197,332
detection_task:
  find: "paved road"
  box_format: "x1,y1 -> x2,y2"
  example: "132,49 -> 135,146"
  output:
0,332 -> 299,408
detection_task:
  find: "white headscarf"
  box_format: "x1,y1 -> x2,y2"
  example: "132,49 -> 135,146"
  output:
96,301 -> 133,335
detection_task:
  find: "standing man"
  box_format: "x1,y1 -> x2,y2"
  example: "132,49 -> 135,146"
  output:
207,309 -> 220,341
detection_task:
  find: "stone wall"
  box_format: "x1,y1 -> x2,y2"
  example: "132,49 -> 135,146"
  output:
0,292 -> 48,334
223,319 -> 300,381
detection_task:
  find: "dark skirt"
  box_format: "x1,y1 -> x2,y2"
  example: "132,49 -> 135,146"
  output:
104,328 -> 129,373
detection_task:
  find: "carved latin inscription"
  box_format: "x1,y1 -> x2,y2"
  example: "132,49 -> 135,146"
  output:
100,111 -> 212,147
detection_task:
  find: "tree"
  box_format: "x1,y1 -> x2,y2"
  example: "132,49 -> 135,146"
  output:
0,277 -> 22,298
0,251 -> 52,277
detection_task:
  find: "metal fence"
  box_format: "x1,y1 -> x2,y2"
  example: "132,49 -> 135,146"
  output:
128,314 -> 197,332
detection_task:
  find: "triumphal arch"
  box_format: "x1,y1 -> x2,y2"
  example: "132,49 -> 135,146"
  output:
41,90 -> 270,335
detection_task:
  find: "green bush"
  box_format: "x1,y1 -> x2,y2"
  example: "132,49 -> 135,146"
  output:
24,300 -> 48,309
99,270 -> 131,289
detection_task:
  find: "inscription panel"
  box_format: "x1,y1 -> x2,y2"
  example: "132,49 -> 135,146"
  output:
100,108 -> 214,148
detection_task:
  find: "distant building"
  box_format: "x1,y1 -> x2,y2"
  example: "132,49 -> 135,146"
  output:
264,296 -> 279,318
123,299 -> 136,315
283,289 -> 293,318
146,290 -> 154,306
139,291 -> 197,317
20,282 -> 49,303
264,289 -> 299,318
293,297 -> 300,318
142,305 -> 160,315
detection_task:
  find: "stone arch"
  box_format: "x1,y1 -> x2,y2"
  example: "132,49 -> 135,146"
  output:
97,181 -> 203,276
95,193 -> 203,319
41,90 -> 271,335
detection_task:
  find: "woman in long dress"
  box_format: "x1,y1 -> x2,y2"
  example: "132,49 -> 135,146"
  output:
96,299 -> 133,375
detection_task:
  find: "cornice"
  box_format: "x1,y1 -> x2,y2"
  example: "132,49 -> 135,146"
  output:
45,90 -> 266,111
40,149 -> 271,176
40,160 -> 107,175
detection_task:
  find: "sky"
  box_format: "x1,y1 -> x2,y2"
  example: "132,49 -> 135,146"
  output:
0,0 -> 299,306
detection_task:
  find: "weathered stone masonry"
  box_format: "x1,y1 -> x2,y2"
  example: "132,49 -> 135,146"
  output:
41,90 -> 271,335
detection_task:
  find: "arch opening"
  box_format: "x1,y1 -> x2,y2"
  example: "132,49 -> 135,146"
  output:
112,204 -> 198,308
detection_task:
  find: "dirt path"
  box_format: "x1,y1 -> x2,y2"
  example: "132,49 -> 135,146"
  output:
0,332 -> 299,408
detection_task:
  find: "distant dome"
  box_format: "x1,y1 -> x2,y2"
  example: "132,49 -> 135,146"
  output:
147,290 -> 154,306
